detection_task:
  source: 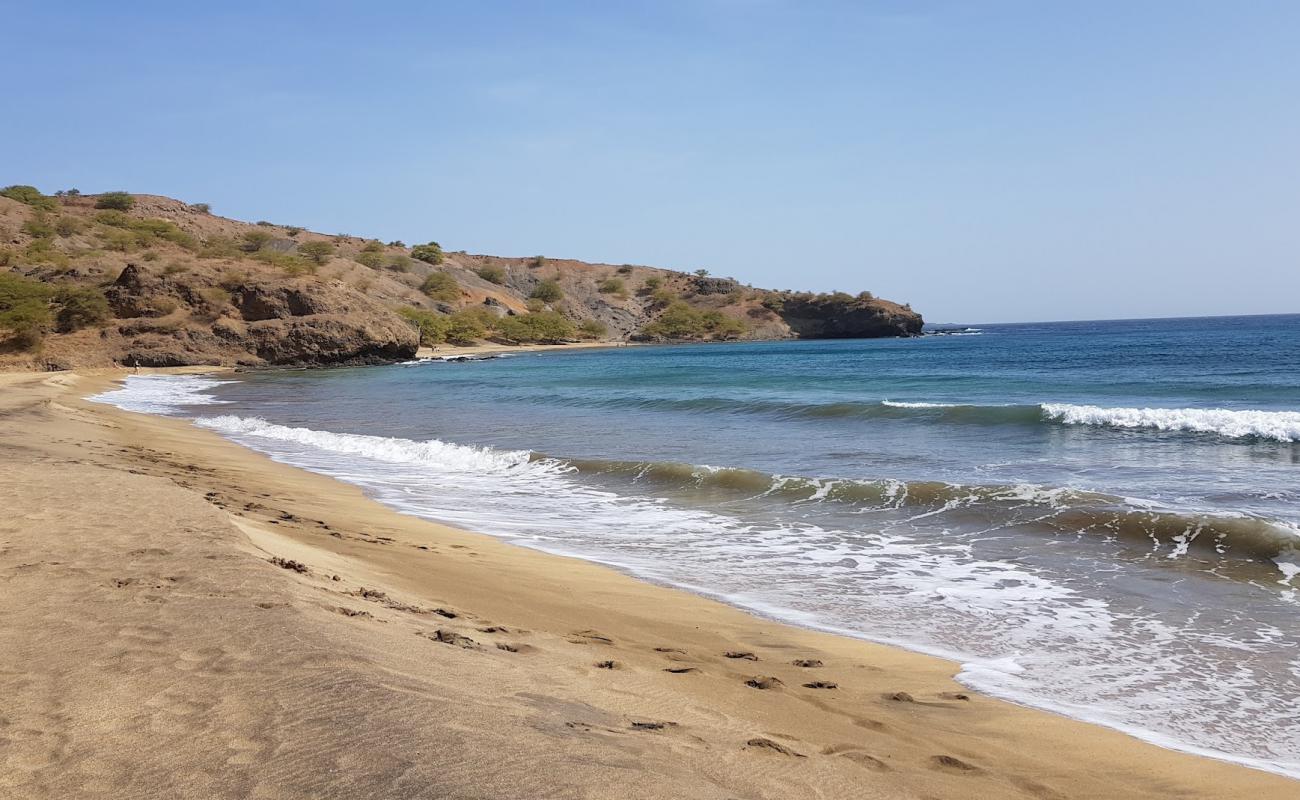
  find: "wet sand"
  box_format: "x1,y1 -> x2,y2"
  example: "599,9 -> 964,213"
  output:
1,369 -> 1295,799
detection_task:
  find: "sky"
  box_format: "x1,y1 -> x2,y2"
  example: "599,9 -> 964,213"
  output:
5,1 -> 1298,323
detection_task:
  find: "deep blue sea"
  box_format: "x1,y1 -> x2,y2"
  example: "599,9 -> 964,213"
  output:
95,313 -> 1300,777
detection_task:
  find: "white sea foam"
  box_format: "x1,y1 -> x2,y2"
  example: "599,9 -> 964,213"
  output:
1042,403 -> 1300,442
88,374 -> 234,414
881,400 -> 958,408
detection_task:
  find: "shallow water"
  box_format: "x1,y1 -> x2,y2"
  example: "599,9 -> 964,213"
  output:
93,314 -> 1300,777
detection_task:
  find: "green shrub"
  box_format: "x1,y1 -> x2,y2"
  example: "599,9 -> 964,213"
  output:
24,238 -> 69,266
420,271 -> 460,302
1,185 -> 58,212
53,284 -> 110,332
386,254 -> 412,272
297,240 -> 335,264
643,276 -> 663,291
94,191 -> 135,211
760,294 -> 785,312
397,307 -> 449,345
525,298 -> 545,313
857,290 -> 874,302
355,250 -> 385,269
284,226 -> 303,237
641,300 -> 748,340
198,236 -> 240,259
241,230 -> 274,252
577,318 -> 608,339
22,215 -> 56,239
617,265 -> 633,275
475,265 -> 505,284
694,268 -> 710,277
498,311 -> 575,343
55,216 -> 84,237
411,241 -> 444,265
388,240 -> 406,248
597,277 -> 625,296
0,272 -> 55,348
529,279 -> 563,303
361,240 -> 384,253
529,255 -> 546,269
192,202 -> 211,214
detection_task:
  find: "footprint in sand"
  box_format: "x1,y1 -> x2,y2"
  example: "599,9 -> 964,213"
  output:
930,755 -> 983,774
744,676 -> 783,690
723,651 -> 758,661
745,737 -> 805,757
802,680 -> 837,689
792,658 -> 823,668
664,666 -> 699,674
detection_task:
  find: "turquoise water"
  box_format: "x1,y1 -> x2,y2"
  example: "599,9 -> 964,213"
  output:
95,314 -> 1300,777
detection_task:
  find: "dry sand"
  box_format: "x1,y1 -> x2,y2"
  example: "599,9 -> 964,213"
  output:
1,369 -> 1295,799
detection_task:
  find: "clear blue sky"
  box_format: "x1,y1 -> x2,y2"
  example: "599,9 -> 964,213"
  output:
6,1 -> 1298,322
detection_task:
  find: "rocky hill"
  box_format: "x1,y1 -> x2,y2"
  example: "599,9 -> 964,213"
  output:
0,186 -> 922,369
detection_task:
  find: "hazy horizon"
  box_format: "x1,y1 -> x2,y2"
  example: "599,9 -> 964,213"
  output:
6,1 -> 1298,323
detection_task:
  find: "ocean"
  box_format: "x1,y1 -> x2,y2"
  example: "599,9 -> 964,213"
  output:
93,313 -> 1300,777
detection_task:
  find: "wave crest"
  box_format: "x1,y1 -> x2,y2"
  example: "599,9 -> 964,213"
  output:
1042,404 -> 1300,442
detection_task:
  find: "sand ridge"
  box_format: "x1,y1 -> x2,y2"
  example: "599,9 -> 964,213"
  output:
1,370 -> 1296,799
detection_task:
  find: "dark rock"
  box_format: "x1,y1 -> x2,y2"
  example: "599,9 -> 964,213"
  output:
778,295 -> 923,339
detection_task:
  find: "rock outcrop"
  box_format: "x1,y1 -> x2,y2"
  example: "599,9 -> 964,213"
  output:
777,295 -> 923,339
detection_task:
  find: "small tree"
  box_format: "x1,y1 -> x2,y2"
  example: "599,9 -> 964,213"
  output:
694,269 -> 710,277
529,279 -> 563,303
411,241 -> 444,265
95,191 -> 135,211
298,240 -> 335,264
53,285 -> 110,332
241,230 -> 274,252
498,310 -> 575,343
192,202 -> 211,213
420,271 -> 460,302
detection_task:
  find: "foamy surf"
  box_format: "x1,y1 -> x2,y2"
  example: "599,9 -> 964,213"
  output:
1043,403 -> 1300,442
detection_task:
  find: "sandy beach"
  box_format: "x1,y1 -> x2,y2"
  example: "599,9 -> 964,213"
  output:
2,368 -> 1295,800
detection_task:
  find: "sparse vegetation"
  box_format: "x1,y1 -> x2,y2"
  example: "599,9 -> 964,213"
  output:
94,191 -> 135,211
643,276 -> 663,291
420,271 -> 460,303
386,254 -> 412,272
529,255 -> 546,269
411,241 -> 444,265
1,185 -> 59,212
284,226 -> 303,237
617,265 -> 633,275
597,277 -> 626,296
192,202 -> 211,213
355,250 -> 385,269
694,269 -> 710,277
529,279 -> 563,303
476,265 -> 506,284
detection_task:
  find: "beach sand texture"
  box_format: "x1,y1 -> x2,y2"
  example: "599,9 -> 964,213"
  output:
1,370 -> 1295,799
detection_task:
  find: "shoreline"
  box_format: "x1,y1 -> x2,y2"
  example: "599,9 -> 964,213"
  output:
2,369 -> 1296,798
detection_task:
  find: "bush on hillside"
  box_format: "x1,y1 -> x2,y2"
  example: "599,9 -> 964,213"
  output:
355,250 -> 385,269
475,265 -> 505,284
241,230 -> 274,252
192,202 -> 211,214
420,271 -> 460,302
529,279 -> 563,303
0,273 -> 54,348
386,254 -> 412,272
53,284 -> 110,332
1,185 -> 59,212
641,300 -> 748,340
577,318 -> 608,339
411,241 -> 444,265
297,240 -> 335,264
497,310 -> 574,343
597,277 -> 626,296
94,191 -> 135,211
